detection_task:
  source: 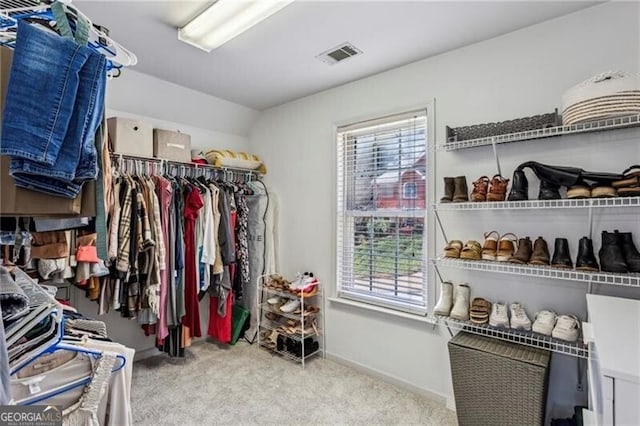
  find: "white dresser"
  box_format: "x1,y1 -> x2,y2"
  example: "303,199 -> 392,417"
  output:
583,295 -> 640,426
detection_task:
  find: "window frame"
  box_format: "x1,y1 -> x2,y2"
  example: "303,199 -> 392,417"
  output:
402,182 -> 418,200
335,108 -> 430,315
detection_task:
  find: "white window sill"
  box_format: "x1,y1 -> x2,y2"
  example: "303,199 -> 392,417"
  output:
328,297 -> 437,325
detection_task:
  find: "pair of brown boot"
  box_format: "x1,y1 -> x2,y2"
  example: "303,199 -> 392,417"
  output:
441,176 -> 468,203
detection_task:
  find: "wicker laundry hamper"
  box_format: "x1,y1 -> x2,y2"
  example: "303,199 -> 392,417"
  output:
448,332 -> 551,426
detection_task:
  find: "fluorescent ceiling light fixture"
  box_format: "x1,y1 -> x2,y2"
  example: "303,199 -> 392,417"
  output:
179,0 -> 294,52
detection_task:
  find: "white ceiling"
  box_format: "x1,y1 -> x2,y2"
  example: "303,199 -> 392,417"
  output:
76,1 -> 597,110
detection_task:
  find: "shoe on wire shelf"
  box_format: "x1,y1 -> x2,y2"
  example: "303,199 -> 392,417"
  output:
509,303 -> 532,331
551,314 -> 581,342
532,310 -> 557,336
488,302 -> 509,328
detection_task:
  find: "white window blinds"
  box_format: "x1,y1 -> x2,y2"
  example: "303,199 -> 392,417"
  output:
337,110 -> 428,314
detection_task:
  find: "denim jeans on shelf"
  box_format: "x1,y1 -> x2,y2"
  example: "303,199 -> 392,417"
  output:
0,20 -> 91,165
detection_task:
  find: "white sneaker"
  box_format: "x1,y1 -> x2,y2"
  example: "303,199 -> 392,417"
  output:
551,314 -> 580,342
489,302 -> 509,328
267,296 -> 281,305
509,303 -> 532,331
532,310 -> 557,336
288,272 -> 304,290
279,299 -> 301,313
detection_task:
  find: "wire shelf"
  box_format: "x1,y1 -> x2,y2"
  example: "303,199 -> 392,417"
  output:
433,257 -> 640,287
435,196 -> 640,211
259,322 -> 321,341
262,287 -> 321,300
438,316 -> 589,358
437,114 -> 640,151
259,342 -> 322,363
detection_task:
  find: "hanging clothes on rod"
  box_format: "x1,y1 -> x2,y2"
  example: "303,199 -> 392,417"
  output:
103,153 -> 269,354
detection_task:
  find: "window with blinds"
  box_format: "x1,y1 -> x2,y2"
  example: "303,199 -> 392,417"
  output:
337,110 -> 428,314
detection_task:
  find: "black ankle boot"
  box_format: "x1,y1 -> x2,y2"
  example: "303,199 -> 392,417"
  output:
599,231 -> 628,273
551,238 -> 573,268
617,231 -> 640,273
277,335 -> 285,351
508,169 -> 528,201
539,179 -> 561,200
576,237 -> 599,272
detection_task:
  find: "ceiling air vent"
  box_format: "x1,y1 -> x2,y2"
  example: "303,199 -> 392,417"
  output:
316,42 -> 363,65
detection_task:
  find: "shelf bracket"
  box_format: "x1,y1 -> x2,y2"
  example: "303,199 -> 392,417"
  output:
587,205 -> 594,240
434,210 -> 448,244
491,138 -> 502,177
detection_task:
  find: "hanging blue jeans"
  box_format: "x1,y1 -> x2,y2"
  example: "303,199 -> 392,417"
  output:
2,7 -> 107,198
10,51 -> 106,197
0,20 -> 91,165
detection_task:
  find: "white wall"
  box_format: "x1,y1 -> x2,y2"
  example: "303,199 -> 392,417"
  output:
249,2 -> 640,420
75,65 -> 260,356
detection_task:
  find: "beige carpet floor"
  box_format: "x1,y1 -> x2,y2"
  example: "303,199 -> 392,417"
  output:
131,342 -> 457,425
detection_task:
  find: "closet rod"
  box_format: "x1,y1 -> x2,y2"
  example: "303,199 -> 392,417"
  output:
109,152 -> 261,181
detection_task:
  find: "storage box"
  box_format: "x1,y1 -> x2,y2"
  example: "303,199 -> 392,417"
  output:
0,156 -> 96,217
153,129 -> 191,162
448,332 -> 551,426
107,117 -> 153,157
1,46 -> 11,121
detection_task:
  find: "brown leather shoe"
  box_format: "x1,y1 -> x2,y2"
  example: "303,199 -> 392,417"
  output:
509,237 -> 533,264
496,233 -> 517,262
487,174 -> 509,202
471,176 -> 489,202
529,237 -> 550,265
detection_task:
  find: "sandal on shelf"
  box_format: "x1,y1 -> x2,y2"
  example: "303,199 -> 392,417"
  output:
469,298 -> 491,324
613,165 -> 640,197
590,183 -> 617,198
265,312 -> 280,321
443,240 -> 463,258
459,241 -> 482,261
482,231 -> 500,261
487,174 -> 510,202
471,176 -> 490,202
496,233 -> 517,262
567,184 -> 591,199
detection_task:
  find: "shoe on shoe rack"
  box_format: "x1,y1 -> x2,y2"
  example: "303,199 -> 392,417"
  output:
532,310 -> 557,336
441,177 -> 455,203
507,169 -> 528,201
529,237 -> 551,266
496,233 -> 517,262
551,238 -> 573,269
599,231 -> 628,273
551,314 -> 581,342
481,231 -> 499,261
575,237 -> 599,272
487,174 -> 509,202
567,184 -> 591,199
509,237 -> 532,264
489,302 -> 510,328
470,298 -> 491,325
460,241 -> 482,261
290,272 -> 315,290
453,176 -> 469,203
471,176 -> 490,202
449,284 -> 470,321
538,179 -> 561,200
443,240 -> 463,258
267,296 -> 281,305
433,281 -> 454,316
618,230 -> 640,273
280,299 -> 301,313
509,303 -> 532,331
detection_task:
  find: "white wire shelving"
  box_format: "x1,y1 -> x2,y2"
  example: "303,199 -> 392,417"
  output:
437,316 -> 589,359
435,196 -> 640,211
259,342 -> 322,363
432,257 -> 640,288
438,113 -> 640,151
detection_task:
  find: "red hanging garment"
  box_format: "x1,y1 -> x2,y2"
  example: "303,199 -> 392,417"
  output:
182,185 -> 203,338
